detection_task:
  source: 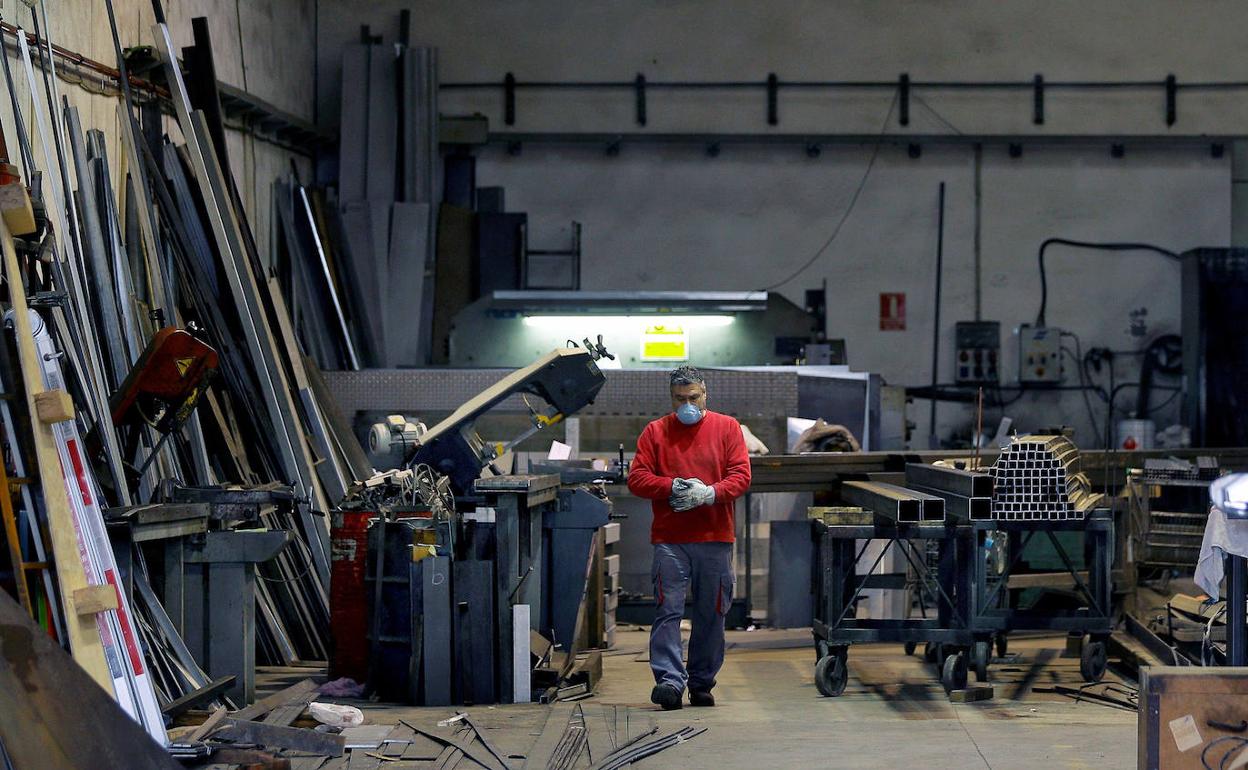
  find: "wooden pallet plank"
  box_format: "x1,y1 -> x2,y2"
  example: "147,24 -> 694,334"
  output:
0,217 -> 111,688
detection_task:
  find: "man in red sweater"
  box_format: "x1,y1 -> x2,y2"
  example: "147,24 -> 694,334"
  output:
626,366 -> 751,710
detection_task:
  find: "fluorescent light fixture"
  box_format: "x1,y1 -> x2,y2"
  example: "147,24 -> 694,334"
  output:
522,314 -> 734,330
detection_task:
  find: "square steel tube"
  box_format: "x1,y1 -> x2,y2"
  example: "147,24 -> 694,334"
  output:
839,480 -> 938,523
909,484 -> 992,521
905,463 -> 993,498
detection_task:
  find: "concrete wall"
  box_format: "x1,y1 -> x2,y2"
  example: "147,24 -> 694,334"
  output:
315,0 -> 1237,447
0,0 -> 315,263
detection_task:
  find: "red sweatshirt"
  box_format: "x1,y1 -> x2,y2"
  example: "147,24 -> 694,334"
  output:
627,410 -> 752,543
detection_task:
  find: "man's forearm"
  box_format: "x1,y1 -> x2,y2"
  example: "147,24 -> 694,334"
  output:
712,472 -> 751,503
627,470 -> 674,500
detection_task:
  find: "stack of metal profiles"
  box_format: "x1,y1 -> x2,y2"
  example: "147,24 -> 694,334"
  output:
0,1 -> 372,702
335,31 -> 440,368
990,435 -> 1103,520
905,463 -> 993,521
1141,456 -> 1223,483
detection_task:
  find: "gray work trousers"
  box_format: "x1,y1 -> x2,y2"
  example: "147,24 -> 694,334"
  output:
650,542 -> 735,693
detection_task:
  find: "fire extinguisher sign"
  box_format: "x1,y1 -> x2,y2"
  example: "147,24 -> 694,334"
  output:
879,292 -> 906,331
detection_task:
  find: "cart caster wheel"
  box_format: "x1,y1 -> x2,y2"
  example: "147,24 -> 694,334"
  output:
1080,639 -> 1108,682
815,652 -> 848,697
904,641 -> 917,656
942,652 -> 968,692
924,641 -> 943,664
995,634 -> 1008,657
816,639 -> 830,662
971,640 -> 991,682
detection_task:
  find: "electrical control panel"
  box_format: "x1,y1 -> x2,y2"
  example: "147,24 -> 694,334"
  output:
1017,324 -> 1063,384
955,321 -> 1000,384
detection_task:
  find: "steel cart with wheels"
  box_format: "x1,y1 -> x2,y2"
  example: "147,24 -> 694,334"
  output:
968,509 -> 1115,683
811,517 -> 975,695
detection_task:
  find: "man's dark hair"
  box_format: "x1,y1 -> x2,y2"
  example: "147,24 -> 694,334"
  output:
670,365 -> 705,388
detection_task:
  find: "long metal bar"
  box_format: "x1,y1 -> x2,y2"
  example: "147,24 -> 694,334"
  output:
294,181 -> 358,368
64,105 -> 127,388
297,389 -> 347,503
908,484 -> 991,521
150,21 -> 329,583
915,489 -> 945,522
592,727 -> 707,770
905,462 -> 993,498
32,10 -> 116,418
486,131 -> 1241,149
30,7 -> 86,298
813,620 -> 968,644
396,720 -> 501,770
87,131 -> 179,493
146,139 -> 271,490
0,17 -> 34,176
445,77 -> 1248,90
750,447 -> 1248,492
1123,612 -> 1186,666
113,103 -> 172,318
31,308 -> 164,738
459,714 -> 511,770
928,182 -> 944,447
87,135 -> 143,361
131,558 -> 215,695
840,480 -> 927,522
103,0 -> 169,320
16,30 -> 132,507
191,108 -> 330,580
105,58 -> 175,527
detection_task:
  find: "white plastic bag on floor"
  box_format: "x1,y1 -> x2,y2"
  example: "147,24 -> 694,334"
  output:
309,702 -> 365,727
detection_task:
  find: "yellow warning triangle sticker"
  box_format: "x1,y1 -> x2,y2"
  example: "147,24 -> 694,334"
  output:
175,357 -> 194,378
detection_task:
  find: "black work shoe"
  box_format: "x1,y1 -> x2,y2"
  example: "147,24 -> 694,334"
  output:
689,689 -> 715,707
650,684 -> 683,710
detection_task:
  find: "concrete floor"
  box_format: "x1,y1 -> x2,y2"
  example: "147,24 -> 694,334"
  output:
343,628 -> 1137,769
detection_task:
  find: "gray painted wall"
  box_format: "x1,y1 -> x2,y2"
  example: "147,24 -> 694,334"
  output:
316,1 -> 1236,447
0,0 -> 315,262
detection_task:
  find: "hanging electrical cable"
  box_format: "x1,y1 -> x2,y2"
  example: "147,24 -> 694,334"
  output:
1035,238 -> 1180,326
757,91 -> 898,291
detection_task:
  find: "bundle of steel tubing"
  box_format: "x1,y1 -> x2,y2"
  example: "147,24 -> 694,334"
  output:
840,480 -> 945,523
905,462 -> 994,521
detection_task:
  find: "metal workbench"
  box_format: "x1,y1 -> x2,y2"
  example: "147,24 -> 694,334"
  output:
811,517 -> 976,695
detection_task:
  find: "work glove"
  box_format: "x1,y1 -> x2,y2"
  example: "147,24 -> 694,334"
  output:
670,478 -> 715,511
669,478 -> 698,511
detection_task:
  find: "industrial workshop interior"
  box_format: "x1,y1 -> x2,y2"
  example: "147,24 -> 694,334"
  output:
10,2 -> 1248,770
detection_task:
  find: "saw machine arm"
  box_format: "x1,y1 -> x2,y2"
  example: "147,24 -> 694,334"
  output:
406,347 -> 606,494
